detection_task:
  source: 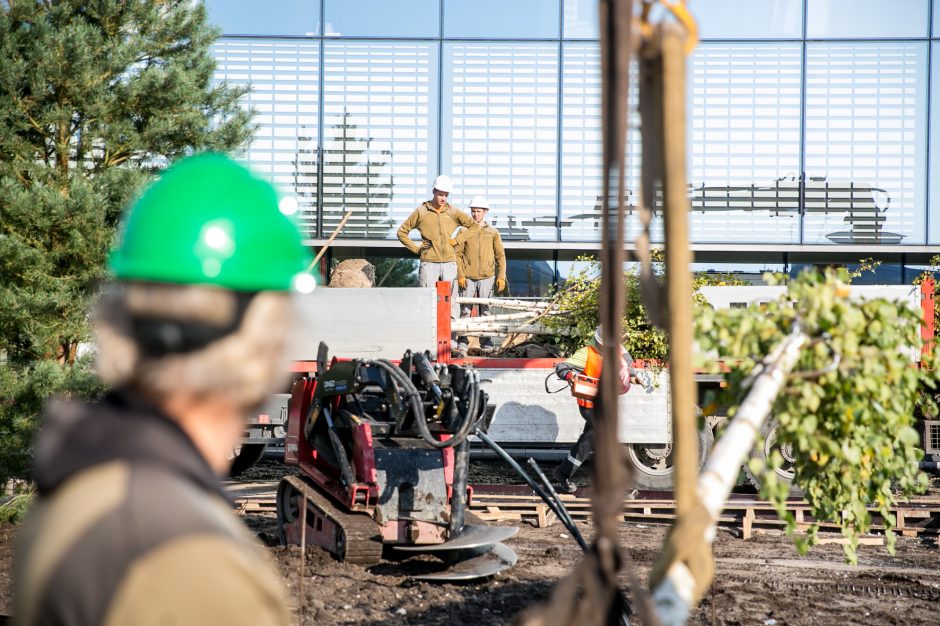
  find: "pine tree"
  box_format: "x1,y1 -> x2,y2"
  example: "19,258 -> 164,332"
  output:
321,110 -> 394,238
0,0 -> 253,364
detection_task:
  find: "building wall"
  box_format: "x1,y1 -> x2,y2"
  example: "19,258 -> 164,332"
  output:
206,0 -> 940,290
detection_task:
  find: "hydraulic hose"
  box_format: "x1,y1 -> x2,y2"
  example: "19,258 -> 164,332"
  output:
367,358 -> 475,449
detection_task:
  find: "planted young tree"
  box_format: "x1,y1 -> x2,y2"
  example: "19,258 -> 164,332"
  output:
0,0 -> 253,364
544,254 -> 744,359
697,268 -> 932,563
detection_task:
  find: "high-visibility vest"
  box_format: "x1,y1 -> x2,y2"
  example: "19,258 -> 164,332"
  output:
577,345 -> 604,409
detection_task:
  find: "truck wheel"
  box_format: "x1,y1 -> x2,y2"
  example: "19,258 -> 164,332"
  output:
624,426 -> 714,490
229,443 -> 268,477
743,420 -> 798,493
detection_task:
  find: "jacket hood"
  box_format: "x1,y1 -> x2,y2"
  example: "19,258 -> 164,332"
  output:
32,390 -> 225,499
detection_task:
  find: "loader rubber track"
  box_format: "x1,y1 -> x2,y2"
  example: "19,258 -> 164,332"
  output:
279,475 -> 383,565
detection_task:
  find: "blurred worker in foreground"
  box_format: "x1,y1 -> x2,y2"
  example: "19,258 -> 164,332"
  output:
454,195 -> 507,358
13,154 -> 309,626
552,325 -> 641,493
397,175 -> 478,323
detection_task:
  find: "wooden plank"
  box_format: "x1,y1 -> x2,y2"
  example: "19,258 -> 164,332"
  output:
817,536 -> 884,546
742,508 -> 755,540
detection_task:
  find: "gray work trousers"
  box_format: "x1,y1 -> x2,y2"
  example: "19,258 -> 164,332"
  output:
457,276 -> 495,349
418,261 -> 458,320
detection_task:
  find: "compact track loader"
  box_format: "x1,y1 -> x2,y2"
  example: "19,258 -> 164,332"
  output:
277,343 -> 516,582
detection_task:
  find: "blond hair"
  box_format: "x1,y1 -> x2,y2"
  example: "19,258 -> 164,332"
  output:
95,282 -> 292,410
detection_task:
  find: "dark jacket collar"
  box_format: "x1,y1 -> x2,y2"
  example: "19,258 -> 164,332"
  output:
32,389 -> 226,500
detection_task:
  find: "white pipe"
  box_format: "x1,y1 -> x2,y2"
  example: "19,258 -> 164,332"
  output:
651,328 -> 807,625
455,296 -> 553,310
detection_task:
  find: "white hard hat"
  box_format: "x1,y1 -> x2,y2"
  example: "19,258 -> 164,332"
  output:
468,195 -> 490,210
431,174 -> 453,194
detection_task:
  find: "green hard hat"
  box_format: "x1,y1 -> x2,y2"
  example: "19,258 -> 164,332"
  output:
109,153 -> 314,292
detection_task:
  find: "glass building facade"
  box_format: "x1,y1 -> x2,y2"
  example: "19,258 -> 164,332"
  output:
207,0 -> 940,289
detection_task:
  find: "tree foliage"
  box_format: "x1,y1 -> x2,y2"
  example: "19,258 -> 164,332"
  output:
544,254 -> 745,358
0,357 -> 104,486
697,269 -> 931,562
0,0 -> 253,363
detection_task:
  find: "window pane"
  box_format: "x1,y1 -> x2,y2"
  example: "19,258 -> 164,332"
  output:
328,251 -> 420,287
444,0 -> 560,38
322,42 -> 439,239
691,262 -> 786,284
807,0 -> 929,38
506,253 -> 556,297
930,44 -> 940,242
688,43 -> 803,244
324,0 -> 439,38
443,42 -> 559,242
205,0 -> 320,36
804,43 -> 928,245
213,38 -> 320,236
563,0 -> 598,38
694,0 -> 802,39
558,43 -> 648,243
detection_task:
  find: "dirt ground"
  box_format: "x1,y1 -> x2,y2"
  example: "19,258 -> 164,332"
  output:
1,462 -> 937,625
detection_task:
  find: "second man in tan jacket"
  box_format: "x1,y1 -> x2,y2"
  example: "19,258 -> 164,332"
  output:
454,195 -> 507,357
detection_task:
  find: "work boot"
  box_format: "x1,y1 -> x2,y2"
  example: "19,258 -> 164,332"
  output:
479,345 -> 495,356
552,466 -> 577,494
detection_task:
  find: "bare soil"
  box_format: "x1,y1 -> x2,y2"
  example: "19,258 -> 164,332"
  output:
2,462 -> 938,625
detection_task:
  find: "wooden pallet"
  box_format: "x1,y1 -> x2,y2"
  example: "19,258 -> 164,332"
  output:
229,489 -> 940,540
467,493 -> 940,540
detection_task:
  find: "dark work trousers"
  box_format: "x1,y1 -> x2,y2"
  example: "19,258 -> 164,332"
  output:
557,405 -> 595,479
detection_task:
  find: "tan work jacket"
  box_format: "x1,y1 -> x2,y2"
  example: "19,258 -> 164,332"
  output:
455,222 -> 506,281
397,201 -> 478,263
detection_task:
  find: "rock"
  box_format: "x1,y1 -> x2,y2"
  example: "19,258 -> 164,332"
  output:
329,259 -> 375,288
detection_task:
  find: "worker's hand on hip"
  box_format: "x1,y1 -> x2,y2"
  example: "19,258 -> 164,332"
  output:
495,278 -> 506,292
457,276 -> 467,289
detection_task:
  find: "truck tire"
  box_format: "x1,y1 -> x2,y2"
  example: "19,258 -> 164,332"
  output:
229,443 -> 268,477
743,419 -> 798,493
624,425 -> 714,490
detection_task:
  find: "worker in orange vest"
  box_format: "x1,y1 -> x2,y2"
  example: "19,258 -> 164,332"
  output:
551,325 -> 640,493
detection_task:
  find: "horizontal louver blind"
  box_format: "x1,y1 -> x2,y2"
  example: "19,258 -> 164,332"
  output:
212,38 -> 320,236
689,43 -> 802,243
804,43 -> 927,245
443,43 -> 559,242
322,42 -> 438,239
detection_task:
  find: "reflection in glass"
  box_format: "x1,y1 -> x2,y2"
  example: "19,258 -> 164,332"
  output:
691,262 -> 785,284
322,42 -> 439,239
789,259 -> 903,284
804,43 -> 928,245
324,0 -> 439,38
563,0 -> 598,38
506,256 -> 556,297
212,38 -> 320,236
204,0 -> 320,36
442,42 -> 559,242
688,43 -> 802,243
329,252 -> 420,287
807,0 -> 929,38
694,0 -> 802,39
444,0 -> 560,39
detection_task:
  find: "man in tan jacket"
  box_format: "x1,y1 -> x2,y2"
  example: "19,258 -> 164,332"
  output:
454,195 -> 507,356
397,175 -> 477,321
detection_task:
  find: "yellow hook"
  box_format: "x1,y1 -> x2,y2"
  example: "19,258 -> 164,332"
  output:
640,0 -> 699,55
